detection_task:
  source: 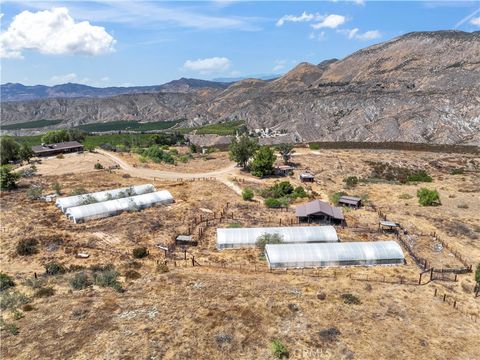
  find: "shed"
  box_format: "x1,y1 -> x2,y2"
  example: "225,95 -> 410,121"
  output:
66,190 -> 174,223
274,165 -> 295,176
216,226 -> 338,250
338,196 -> 362,208
379,220 -> 400,232
300,172 -> 314,182
295,200 -> 345,225
32,141 -> 84,157
265,241 -> 405,269
176,235 -> 198,246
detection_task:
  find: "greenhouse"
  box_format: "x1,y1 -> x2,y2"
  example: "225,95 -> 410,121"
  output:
65,190 -> 174,223
56,184 -> 156,212
216,226 -> 338,250
265,241 -> 405,269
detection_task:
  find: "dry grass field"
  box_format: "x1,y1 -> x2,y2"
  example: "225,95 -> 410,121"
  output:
1,147 -> 479,359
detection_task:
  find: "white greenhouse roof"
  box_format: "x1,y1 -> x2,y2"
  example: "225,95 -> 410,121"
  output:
66,190 -> 173,223
216,226 -> 338,250
56,184 -> 156,212
265,241 -> 404,269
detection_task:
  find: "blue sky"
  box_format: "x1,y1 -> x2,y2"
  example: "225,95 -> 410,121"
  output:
1,0 -> 479,86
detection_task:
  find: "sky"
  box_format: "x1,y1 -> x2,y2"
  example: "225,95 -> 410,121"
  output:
1,0 -> 479,87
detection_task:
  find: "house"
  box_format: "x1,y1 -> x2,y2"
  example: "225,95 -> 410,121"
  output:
338,196 -> 362,208
274,165 -> 295,176
32,141 -> 84,157
295,200 -> 345,225
300,172 -> 315,182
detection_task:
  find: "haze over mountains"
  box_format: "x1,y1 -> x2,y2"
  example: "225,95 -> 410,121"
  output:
1,31 -> 479,145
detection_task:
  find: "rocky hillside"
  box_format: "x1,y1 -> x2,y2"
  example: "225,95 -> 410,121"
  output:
0,78 -> 230,102
2,31 -> 479,144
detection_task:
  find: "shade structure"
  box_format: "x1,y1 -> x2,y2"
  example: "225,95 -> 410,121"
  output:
265,241 -> 405,269
216,226 -> 338,250
66,190 -> 173,223
56,184 -> 156,212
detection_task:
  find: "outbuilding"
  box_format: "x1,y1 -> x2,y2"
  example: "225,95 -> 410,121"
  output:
295,200 -> 345,225
300,172 -> 315,182
32,141 -> 84,157
338,196 -> 362,208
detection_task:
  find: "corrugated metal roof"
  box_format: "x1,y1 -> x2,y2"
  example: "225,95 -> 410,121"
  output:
295,200 -> 344,220
265,241 -> 404,269
32,141 -> 83,153
380,220 -> 399,227
339,196 -> 362,205
216,226 -> 338,249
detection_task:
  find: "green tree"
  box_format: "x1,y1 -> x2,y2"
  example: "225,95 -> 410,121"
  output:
228,135 -> 258,169
67,129 -> 87,142
250,146 -> 275,177
417,188 -> 440,206
0,165 -> 20,190
41,130 -> 70,144
256,233 -> 284,251
475,263 -> 480,285
277,143 -> 295,164
18,143 -> 34,164
344,176 -> 359,188
0,136 -> 21,165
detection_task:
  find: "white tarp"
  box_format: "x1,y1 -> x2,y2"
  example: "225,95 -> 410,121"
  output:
66,190 -> 173,223
265,241 -> 404,269
56,184 -> 156,212
216,226 -> 338,250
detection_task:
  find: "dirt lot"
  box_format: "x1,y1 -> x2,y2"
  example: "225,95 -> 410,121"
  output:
1,148 -> 479,359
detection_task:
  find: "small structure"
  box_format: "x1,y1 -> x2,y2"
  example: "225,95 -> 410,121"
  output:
216,225 -> 339,250
265,241 -> 405,269
300,172 -> 314,182
32,141 -> 84,157
379,220 -> 400,233
274,165 -> 295,176
295,200 -> 345,225
176,235 -> 198,247
338,196 -> 362,208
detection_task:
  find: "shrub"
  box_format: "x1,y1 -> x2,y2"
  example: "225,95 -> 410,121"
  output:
0,273 -> 15,292
417,188 -> 440,206
271,340 -> 289,359
124,270 -> 141,280
450,168 -> 464,175
318,327 -> 341,342
256,233 -> 283,251
407,170 -> 432,183
0,319 -> 19,335
309,143 -> 321,150
52,182 -> 62,195
344,176 -> 359,188
34,287 -> 55,298
330,191 -> 347,205
93,268 -> 123,292
16,238 -> 38,256
178,155 -> 189,163
341,293 -> 361,305
228,222 -> 242,228
292,186 -> 307,198
45,262 -> 66,276
156,262 -> 169,273
0,291 -> 30,310
22,304 -> 34,312
94,162 -> 104,170
27,184 -> 43,200
132,247 -> 149,259
24,278 -> 45,289
13,309 -> 24,320
265,198 -> 282,208
70,272 -> 91,290
0,165 -> 20,190
475,263 -> 480,285
242,188 -> 254,201
70,187 -> 87,196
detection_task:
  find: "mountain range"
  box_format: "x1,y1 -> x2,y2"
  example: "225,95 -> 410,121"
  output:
1,30 -> 479,145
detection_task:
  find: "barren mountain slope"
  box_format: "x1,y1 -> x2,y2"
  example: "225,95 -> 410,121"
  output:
1,31 -> 479,144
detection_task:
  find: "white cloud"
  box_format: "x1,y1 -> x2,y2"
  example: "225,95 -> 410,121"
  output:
471,17 -> 480,26
272,59 -> 287,72
183,57 -> 231,74
309,31 -> 326,41
276,12 -> 322,26
339,28 -> 381,40
311,14 -> 346,29
0,7 -> 116,59
49,73 -> 77,84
